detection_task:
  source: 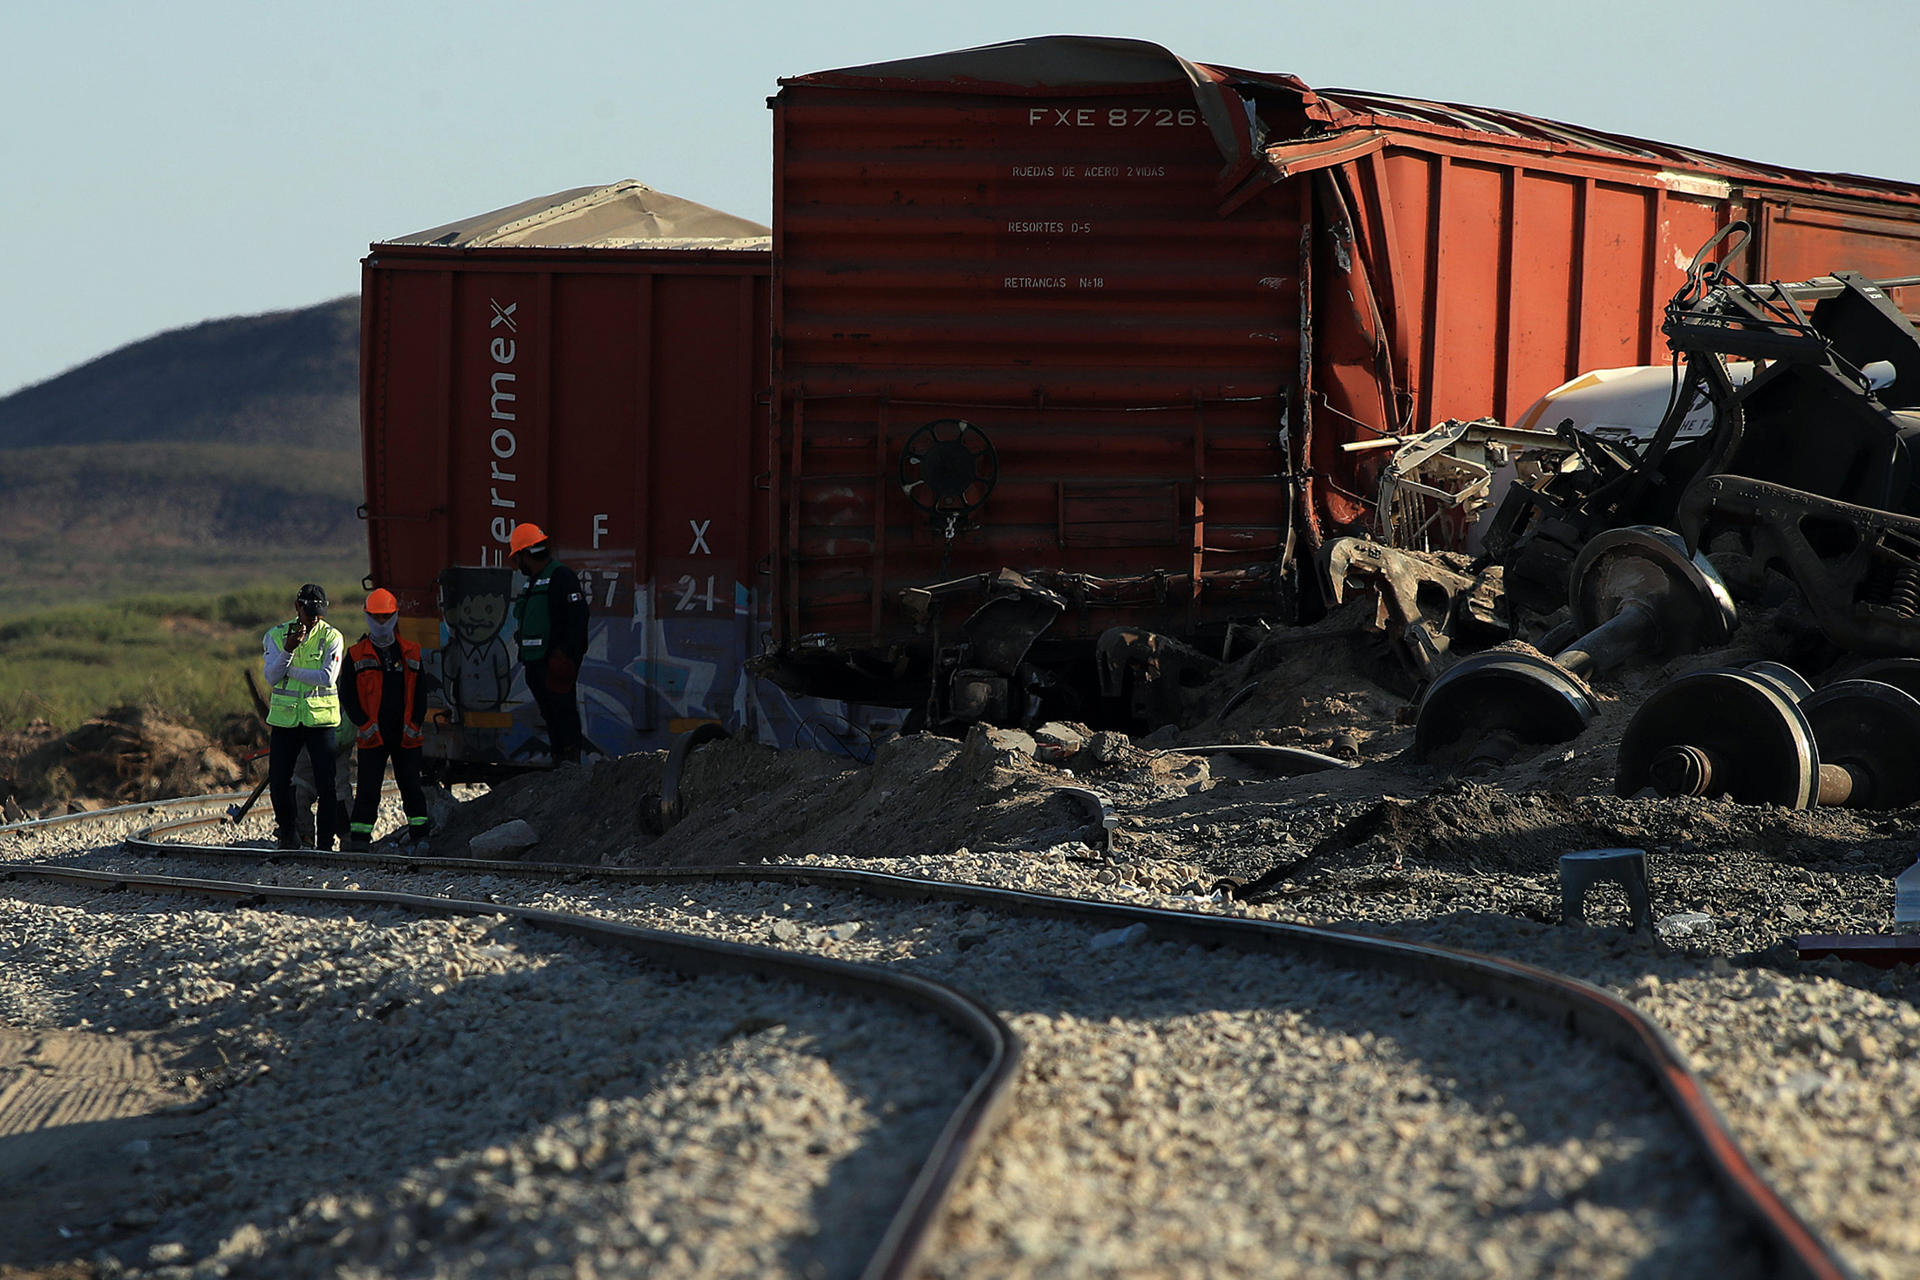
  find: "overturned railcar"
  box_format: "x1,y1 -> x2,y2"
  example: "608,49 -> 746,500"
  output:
359,181 -> 784,770
764,35 -> 1920,725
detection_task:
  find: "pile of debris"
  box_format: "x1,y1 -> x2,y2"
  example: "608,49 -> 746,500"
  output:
414,228 -> 1920,949
430,725 -> 1226,868
1,706 -> 247,815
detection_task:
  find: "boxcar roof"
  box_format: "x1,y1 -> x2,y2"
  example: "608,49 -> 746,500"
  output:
380,180 -> 770,250
784,35 -> 1920,206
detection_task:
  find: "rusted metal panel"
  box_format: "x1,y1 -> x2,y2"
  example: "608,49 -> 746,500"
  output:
1298,87 -> 1920,207
1308,138 -> 1920,533
766,36 -> 1920,713
361,234 -> 771,765
773,46 -> 1302,668
1751,197 -> 1920,297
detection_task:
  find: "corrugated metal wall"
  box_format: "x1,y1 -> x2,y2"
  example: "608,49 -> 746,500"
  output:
1309,143 -> 1920,529
774,82 -> 1303,649
360,247 -> 771,759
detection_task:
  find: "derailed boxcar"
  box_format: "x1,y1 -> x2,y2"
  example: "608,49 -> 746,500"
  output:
360,181 -> 778,770
763,36 -> 1920,726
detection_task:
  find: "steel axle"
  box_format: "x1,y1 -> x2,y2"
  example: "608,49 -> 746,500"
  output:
1416,526 -> 1737,766
1618,664 -> 1920,809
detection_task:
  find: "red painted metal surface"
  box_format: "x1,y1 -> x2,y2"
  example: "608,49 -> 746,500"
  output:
770,37 -> 1920,686
1796,933 -> 1920,968
360,239 -> 772,760
1290,93 -> 1920,528
773,39 -> 1304,672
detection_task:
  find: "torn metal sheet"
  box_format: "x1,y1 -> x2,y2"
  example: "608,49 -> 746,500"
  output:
1346,418 -> 1570,552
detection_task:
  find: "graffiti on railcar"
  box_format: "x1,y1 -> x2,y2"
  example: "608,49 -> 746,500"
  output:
423,562 -> 777,766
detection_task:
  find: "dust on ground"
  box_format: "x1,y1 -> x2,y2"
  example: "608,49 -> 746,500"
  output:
431,728 -> 1214,869
0,1028 -> 220,1273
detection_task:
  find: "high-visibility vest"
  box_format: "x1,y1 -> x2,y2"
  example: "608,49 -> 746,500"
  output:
514,564 -> 563,660
266,620 -> 342,728
348,635 -> 424,750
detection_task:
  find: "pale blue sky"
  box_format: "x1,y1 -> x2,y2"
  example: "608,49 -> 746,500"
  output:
7,0 -> 1917,396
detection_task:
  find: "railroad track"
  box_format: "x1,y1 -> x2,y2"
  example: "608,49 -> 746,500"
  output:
0,795 -> 1858,1278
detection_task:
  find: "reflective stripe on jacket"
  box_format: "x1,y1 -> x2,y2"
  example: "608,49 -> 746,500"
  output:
515,565 -> 559,660
266,620 -> 342,728
347,635 -> 424,750
513,561 -> 588,663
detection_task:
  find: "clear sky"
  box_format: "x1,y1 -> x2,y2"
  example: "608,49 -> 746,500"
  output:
7,0 -> 1917,397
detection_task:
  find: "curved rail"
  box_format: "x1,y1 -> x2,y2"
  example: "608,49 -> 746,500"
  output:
1,822 -> 1019,1280
9,798 -> 1864,1279
0,791 -> 247,837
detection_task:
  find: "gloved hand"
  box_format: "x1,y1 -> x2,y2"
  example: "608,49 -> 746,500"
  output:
545,650 -> 578,693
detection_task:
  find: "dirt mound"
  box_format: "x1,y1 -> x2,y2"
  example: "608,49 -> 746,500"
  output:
427,726 -> 1215,866
3,706 -> 245,812
1175,602 -> 1413,760
1307,783 -> 1637,874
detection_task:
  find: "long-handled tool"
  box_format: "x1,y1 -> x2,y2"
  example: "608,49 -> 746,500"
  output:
224,745 -> 272,825
224,773 -> 271,825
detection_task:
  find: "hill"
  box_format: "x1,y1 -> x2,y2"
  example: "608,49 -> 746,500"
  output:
0,297 -> 361,451
0,297 -> 364,610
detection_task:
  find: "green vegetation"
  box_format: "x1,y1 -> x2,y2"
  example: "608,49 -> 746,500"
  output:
0,294 -> 372,733
0,441 -> 365,612
0,586 -> 363,734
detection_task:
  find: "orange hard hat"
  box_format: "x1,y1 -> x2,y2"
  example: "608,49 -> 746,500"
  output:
508,522 -> 550,556
364,588 -> 399,615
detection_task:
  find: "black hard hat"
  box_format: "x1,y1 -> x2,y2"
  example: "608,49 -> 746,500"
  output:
296,583 -> 329,613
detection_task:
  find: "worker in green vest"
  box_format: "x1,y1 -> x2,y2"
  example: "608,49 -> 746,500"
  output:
509,522 -> 590,764
262,583 -> 346,849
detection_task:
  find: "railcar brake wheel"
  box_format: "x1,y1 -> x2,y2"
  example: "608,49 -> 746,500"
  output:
1839,656 -> 1920,703
1742,660 -> 1814,702
899,418 -> 997,520
1567,526 -> 1736,655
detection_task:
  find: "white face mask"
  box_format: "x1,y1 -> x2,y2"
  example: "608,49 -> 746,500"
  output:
368,615 -> 399,646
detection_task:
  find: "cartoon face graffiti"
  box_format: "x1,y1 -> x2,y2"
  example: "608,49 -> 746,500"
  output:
450,589 -> 508,647
441,572 -> 515,713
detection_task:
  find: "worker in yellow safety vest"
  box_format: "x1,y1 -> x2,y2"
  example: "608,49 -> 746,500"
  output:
263,583 -> 345,850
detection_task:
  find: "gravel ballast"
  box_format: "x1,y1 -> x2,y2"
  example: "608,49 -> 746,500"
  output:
0,819 -> 980,1279
1,804 -> 1801,1279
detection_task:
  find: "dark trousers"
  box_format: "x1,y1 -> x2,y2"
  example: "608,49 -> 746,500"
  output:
269,724 -> 339,847
525,660 -> 583,762
351,742 -> 429,836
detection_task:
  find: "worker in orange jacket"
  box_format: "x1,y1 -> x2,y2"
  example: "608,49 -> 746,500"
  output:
339,588 -> 433,851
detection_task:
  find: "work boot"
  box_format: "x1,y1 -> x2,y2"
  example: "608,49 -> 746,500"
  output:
344,833 -> 370,853
275,829 -> 299,851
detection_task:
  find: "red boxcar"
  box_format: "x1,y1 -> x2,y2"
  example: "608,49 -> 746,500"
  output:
766,36 -> 1920,721
360,181 -> 782,768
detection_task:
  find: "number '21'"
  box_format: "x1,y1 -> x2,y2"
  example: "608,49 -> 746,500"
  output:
675,575 -> 719,612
